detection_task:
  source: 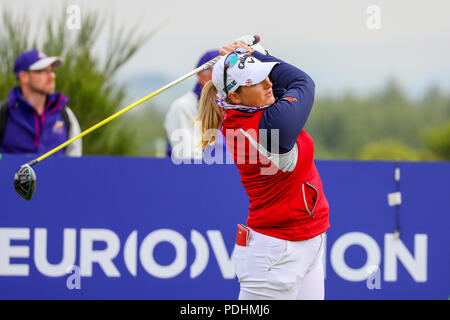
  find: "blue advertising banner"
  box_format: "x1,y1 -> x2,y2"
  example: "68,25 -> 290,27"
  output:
0,155 -> 448,300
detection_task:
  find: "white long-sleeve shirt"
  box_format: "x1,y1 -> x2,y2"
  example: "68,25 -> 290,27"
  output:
164,91 -> 203,159
164,91 -> 228,162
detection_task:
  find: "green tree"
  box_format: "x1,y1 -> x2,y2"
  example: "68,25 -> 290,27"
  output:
0,7 -> 157,155
358,140 -> 423,161
308,79 -> 449,161
423,121 -> 450,160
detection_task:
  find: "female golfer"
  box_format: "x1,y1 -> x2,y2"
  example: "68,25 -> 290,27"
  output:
198,40 -> 330,300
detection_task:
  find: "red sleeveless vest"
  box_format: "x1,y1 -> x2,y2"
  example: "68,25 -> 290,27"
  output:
222,109 -> 330,241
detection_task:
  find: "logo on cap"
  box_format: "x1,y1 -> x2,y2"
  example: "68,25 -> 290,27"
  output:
38,51 -> 47,59
238,55 -> 255,70
224,80 -> 237,93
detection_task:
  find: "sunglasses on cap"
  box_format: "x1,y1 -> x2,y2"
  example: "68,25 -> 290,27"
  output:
223,48 -> 248,96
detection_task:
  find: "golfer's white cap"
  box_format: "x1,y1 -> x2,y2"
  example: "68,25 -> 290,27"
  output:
212,48 -> 278,98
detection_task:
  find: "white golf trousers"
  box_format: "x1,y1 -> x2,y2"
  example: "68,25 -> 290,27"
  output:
232,229 -> 325,300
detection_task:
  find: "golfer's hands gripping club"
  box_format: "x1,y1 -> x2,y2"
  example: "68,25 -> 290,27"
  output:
220,34 -> 263,56
234,34 -> 268,55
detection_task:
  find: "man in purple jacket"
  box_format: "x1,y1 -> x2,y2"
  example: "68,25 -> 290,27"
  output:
0,49 -> 81,156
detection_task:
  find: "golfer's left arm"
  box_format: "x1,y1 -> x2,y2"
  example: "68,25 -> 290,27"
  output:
254,52 -> 315,154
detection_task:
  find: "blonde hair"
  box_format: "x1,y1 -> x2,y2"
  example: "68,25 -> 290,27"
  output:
197,80 -> 224,149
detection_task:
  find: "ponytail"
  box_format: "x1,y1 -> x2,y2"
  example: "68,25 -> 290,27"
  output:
197,80 -> 224,149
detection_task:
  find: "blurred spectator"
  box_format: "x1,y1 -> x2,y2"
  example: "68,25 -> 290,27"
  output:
164,49 -> 227,162
0,49 -> 81,156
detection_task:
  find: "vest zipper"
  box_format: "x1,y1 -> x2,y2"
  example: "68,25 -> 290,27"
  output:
302,182 -> 319,218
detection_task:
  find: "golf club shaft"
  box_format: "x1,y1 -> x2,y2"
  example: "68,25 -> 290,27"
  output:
30,55 -> 222,166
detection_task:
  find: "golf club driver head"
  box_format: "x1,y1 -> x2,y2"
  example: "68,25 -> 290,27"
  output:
14,164 -> 36,201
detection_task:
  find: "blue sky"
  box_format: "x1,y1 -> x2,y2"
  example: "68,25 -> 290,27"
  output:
3,0 -> 450,100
